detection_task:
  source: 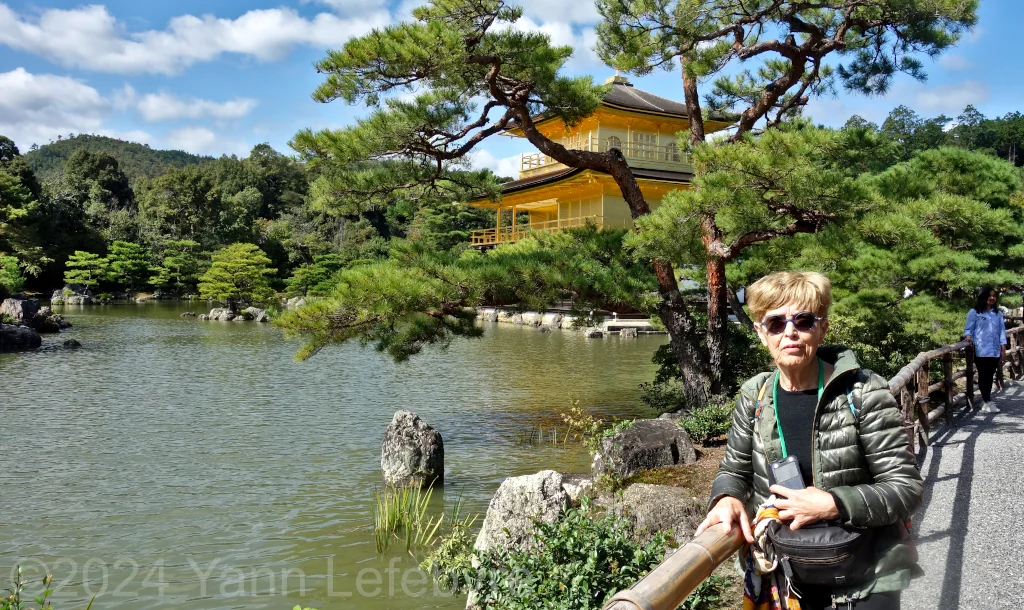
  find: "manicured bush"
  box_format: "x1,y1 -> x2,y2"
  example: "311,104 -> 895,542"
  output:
681,403 -> 733,444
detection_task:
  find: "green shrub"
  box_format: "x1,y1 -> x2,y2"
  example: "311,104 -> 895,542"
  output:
420,516 -> 478,591
680,403 -> 733,444
678,573 -> 731,610
463,500 -> 666,610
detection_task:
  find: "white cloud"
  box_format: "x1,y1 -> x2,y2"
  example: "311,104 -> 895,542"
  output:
514,0 -> 600,24
164,126 -> 250,156
114,86 -> 258,122
0,4 -> 391,75
938,53 -> 972,71
504,17 -> 602,70
915,80 -> 990,114
0,67 -> 112,148
304,0 -> 388,17
472,149 -> 522,179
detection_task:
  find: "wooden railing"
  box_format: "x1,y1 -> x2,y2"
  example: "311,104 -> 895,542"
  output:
519,137 -> 692,177
602,323 -> 1024,610
470,215 -> 631,246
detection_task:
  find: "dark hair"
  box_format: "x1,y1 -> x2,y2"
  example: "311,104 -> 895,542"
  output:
975,287 -> 998,313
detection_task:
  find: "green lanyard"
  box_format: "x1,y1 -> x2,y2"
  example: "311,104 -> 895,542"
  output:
772,358 -> 824,458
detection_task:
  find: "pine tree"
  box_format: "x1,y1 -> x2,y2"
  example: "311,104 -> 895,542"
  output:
198,243 -> 276,311
107,241 -> 150,293
64,251 -> 109,288
150,240 -> 203,294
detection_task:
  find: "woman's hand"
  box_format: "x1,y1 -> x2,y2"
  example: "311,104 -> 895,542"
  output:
695,496 -> 754,543
770,485 -> 840,529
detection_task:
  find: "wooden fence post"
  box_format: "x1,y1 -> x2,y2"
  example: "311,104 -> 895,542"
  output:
915,361 -> 930,449
966,345 -> 976,409
1008,331 -> 1020,379
900,386 -> 915,454
942,352 -> 954,426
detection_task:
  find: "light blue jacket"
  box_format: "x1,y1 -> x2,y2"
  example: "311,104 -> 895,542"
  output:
964,308 -> 1007,358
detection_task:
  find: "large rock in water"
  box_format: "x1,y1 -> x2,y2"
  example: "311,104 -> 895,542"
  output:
0,323 -> 42,352
592,419 -> 698,479
473,470 -> 568,554
243,306 -> 269,323
380,410 -> 444,488
51,285 -> 94,305
208,308 -> 236,321
1,298 -> 39,325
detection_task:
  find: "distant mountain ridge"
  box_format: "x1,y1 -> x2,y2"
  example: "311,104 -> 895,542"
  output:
23,134 -> 215,183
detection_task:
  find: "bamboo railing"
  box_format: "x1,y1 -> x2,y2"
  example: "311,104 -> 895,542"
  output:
602,323 -> 1024,610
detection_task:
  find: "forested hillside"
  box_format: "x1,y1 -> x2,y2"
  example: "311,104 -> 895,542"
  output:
23,134 -> 213,183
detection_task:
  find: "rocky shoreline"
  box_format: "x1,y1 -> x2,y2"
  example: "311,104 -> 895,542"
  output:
0,296 -> 73,353
377,409 -> 719,608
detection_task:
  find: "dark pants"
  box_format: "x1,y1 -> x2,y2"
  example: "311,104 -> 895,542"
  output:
976,356 -> 1000,402
794,586 -> 900,609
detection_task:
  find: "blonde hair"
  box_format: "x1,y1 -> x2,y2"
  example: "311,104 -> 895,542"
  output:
747,271 -> 832,323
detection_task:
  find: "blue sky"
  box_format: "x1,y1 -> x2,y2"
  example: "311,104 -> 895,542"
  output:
0,0 -> 1019,176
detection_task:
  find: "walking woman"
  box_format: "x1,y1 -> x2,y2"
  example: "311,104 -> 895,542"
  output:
696,271 -> 922,609
964,287 -> 1007,413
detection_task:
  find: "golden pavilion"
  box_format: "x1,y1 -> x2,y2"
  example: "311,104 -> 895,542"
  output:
467,75 -> 732,247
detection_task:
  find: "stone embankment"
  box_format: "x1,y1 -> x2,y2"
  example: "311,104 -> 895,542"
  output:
475,307 -> 661,336
197,307 -> 270,322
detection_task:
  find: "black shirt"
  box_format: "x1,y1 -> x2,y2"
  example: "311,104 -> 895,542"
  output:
776,386 -> 818,484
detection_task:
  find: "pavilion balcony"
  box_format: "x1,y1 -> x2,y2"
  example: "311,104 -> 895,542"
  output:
470,215 -> 630,247
519,138 -> 692,179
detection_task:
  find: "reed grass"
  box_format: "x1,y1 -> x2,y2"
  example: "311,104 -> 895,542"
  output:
373,484 -> 445,554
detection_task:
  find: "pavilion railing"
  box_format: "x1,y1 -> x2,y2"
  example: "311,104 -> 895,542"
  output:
601,323 -> 1024,610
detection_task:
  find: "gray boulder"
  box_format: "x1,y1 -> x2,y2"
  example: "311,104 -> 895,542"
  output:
1,298 -> 39,325
620,327 -> 639,338
208,308 -> 236,321
473,470 -> 568,554
0,324 -> 42,352
51,286 -> 94,305
381,410 -> 444,488
31,306 -> 70,333
63,339 -> 82,349
617,483 -> 705,545
181,312 -> 196,317
560,473 -> 594,507
592,419 -> 697,479
285,296 -> 306,308
584,328 -> 603,338
243,307 -> 270,323
197,314 -> 210,321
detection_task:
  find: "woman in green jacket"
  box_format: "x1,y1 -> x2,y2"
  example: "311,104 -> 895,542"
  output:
695,271 -> 923,609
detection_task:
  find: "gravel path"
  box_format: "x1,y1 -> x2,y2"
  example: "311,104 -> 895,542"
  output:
903,381 -> 1024,610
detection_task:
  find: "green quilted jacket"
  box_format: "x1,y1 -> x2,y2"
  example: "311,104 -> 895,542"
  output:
709,346 -> 924,596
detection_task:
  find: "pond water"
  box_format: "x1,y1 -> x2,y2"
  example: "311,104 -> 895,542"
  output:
0,302 -> 666,610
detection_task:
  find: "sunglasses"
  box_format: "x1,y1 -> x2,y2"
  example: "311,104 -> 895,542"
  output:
759,311 -> 821,335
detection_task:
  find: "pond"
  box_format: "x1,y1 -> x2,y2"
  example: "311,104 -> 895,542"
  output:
0,302 -> 667,610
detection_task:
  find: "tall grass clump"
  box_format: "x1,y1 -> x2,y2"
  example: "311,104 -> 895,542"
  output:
373,484 -> 444,554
